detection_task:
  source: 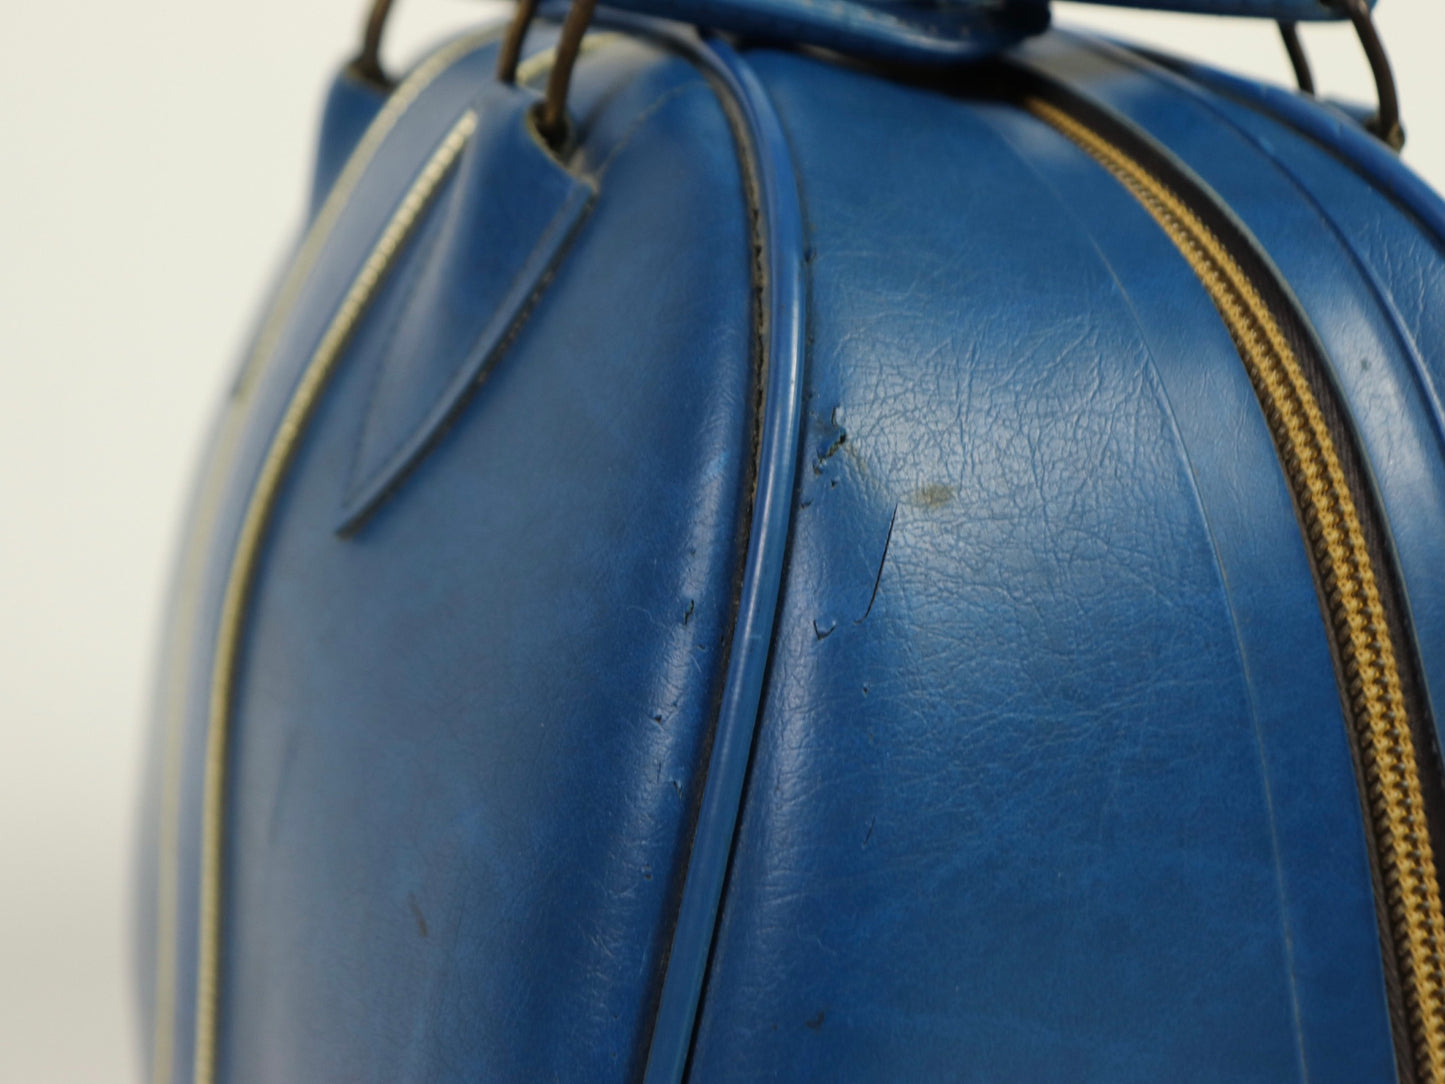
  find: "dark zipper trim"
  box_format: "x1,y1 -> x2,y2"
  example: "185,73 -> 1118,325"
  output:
1020,78 -> 1445,1083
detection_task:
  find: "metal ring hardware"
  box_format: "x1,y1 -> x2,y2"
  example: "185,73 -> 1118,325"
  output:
353,0 -> 399,86
355,0 -> 598,150
499,0 -> 600,147
1277,21 -> 1315,96
1277,0 -> 1403,150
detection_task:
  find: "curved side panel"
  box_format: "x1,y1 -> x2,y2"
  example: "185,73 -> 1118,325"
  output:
1021,28 -> 1445,785
979,89 -> 1399,1082
214,40 -> 761,1082
139,31 -> 517,1084
686,47 -> 1386,1081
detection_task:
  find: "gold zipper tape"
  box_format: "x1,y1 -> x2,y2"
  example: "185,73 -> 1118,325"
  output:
1026,95 -> 1445,1082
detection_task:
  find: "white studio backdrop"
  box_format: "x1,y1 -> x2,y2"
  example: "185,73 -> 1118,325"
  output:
0,2 -> 1439,1080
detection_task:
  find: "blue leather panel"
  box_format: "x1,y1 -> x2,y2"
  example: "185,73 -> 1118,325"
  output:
683,46 -> 1391,1081
1023,31 -> 1445,758
975,96 -> 1397,1083
339,82 -> 596,529
216,39 -> 758,1082
309,70 -> 388,218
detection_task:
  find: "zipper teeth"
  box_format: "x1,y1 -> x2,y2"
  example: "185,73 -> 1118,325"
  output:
191,107 -> 481,1084
1026,95 -> 1445,1083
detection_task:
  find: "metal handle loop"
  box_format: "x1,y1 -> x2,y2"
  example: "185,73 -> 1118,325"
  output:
1277,21 -> 1314,96
498,0 -> 599,146
354,0 -> 398,85
1277,0 -> 1403,150
356,0 -> 598,149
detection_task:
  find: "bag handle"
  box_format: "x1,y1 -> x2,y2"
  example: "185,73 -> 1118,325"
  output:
496,0 -> 599,146
1280,0 -> 1402,148
353,0 -> 596,149
351,0 -> 1403,148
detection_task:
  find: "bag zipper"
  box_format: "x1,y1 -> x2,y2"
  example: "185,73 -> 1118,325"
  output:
1022,89 -> 1445,1083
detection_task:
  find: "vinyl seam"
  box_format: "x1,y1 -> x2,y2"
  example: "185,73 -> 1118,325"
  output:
636,33 -> 808,1084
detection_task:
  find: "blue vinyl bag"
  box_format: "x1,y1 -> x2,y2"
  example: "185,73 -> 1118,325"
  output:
135,0 -> 1445,1079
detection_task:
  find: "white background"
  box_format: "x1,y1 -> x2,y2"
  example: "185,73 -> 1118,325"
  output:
1,2 -> 1440,1080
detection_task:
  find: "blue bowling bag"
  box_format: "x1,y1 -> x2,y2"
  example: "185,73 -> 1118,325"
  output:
135,0 -> 1445,1079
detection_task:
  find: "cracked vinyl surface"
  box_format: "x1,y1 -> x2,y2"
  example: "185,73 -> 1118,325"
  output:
136,15 -> 1444,1084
